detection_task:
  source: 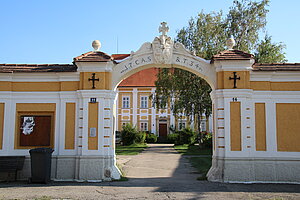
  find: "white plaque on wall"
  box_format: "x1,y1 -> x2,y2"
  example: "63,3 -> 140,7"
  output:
90,128 -> 97,137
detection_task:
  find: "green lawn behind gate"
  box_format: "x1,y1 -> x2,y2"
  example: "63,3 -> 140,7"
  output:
116,143 -> 147,155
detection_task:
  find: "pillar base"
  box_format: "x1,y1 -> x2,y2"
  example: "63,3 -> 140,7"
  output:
207,156 -> 300,184
16,155 -> 121,182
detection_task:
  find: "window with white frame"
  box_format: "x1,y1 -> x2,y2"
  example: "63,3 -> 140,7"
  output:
140,96 -> 148,108
178,122 -> 186,130
122,96 -> 130,108
140,122 -> 148,131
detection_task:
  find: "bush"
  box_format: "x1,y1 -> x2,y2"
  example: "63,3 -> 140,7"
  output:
121,124 -> 138,145
135,131 -> 146,144
176,127 -> 196,145
202,132 -> 212,148
146,133 -> 158,143
167,133 -> 179,144
120,124 -> 147,145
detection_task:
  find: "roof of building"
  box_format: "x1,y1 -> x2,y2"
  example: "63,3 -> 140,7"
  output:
211,49 -> 254,63
252,63 -> 300,71
73,51 -> 114,62
0,64 -> 77,73
118,68 -> 158,87
111,54 -> 130,61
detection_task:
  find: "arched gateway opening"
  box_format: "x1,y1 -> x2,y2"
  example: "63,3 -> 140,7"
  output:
111,23 -> 219,181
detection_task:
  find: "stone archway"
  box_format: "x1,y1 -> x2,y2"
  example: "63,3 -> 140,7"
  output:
112,24 -> 216,90
112,22 -> 219,180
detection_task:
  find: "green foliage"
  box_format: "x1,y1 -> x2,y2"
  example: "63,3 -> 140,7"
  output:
174,144 -> 212,155
152,68 -> 212,133
167,133 -> 179,144
177,10 -> 227,60
153,1 -> 286,133
255,34 -> 287,63
167,128 -> 197,145
116,143 -> 147,155
135,131 -> 146,144
202,132 -> 212,148
121,123 -> 138,145
146,133 -> 158,143
120,124 -> 146,145
177,127 -> 197,145
226,0 -> 270,52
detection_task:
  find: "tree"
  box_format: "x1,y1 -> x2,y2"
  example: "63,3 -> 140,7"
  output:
226,0 -> 270,52
153,0 -> 286,146
254,34 -> 287,63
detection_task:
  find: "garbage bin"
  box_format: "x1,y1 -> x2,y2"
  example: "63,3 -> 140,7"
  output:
29,148 -> 54,183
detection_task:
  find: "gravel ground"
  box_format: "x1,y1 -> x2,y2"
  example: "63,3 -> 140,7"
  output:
0,144 -> 299,200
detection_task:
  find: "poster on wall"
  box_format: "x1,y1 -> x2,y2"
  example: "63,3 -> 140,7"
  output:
19,115 -> 52,147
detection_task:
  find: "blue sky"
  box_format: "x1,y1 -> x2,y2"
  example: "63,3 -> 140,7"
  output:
0,0 -> 299,64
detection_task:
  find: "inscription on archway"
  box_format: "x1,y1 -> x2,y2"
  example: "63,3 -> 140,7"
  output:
173,55 -> 203,72
118,54 -> 206,75
120,55 -> 153,74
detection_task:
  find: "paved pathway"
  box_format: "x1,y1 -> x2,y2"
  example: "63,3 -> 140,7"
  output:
117,143 -> 198,179
0,144 -> 299,200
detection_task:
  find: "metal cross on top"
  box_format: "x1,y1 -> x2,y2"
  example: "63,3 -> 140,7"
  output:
229,72 -> 240,88
159,22 -> 169,36
88,73 -> 99,89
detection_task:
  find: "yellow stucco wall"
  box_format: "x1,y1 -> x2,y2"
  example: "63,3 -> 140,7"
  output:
217,71 -> 250,89
251,81 -> 300,91
0,81 -> 79,91
65,103 -> 76,150
276,103 -> 300,152
255,103 -> 266,151
88,102 -> 98,150
80,72 -> 111,90
0,103 -> 4,149
230,102 -> 241,151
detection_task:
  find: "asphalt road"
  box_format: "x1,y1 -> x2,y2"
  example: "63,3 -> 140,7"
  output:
0,144 -> 299,200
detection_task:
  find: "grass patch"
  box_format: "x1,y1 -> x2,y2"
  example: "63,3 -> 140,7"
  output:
113,176 -> 129,181
174,144 -> 212,155
189,157 -> 212,180
116,143 -> 147,155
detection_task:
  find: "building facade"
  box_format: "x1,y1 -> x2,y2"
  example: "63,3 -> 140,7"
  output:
0,22 -> 300,183
116,67 -> 212,138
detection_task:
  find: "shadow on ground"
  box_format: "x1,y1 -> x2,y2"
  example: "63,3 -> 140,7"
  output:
0,144 -> 299,199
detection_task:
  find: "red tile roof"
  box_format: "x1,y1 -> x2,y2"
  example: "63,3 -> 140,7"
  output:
73,51 -> 113,62
118,68 -> 158,87
111,54 -> 130,61
211,49 -> 254,63
253,63 -> 300,71
0,64 -> 77,73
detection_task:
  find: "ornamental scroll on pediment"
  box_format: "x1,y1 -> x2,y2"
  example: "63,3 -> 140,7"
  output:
152,22 -> 174,64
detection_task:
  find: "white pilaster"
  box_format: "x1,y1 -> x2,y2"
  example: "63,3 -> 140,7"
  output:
132,88 -> 138,126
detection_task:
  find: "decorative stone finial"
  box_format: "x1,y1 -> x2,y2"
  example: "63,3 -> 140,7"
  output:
92,40 -> 101,51
226,36 -> 235,50
159,22 -> 169,36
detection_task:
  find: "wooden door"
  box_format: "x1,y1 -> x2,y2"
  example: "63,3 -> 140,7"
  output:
20,115 -> 52,147
159,123 -> 168,138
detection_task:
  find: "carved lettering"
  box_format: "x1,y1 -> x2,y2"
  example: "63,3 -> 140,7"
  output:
120,56 -> 153,74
